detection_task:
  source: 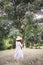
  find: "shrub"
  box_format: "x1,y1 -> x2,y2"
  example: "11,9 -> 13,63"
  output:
0,41 -> 6,50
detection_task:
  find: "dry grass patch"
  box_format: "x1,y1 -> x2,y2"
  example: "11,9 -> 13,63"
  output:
0,48 -> 43,65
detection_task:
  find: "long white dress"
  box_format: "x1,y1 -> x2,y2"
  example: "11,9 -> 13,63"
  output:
14,41 -> 23,60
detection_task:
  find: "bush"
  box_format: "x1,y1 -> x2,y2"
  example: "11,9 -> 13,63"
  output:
0,41 -> 6,50
3,38 -> 12,49
0,38 -> 13,50
6,43 -> 12,49
25,41 -> 30,47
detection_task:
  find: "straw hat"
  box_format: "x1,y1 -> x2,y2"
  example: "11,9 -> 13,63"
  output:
16,36 -> 22,40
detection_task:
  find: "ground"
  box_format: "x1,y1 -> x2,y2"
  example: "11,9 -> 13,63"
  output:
0,48 -> 43,65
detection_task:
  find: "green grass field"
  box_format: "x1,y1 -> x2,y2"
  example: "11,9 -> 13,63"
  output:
0,48 -> 43,65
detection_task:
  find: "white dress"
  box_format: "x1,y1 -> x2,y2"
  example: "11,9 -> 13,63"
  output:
14,41 -> 23,60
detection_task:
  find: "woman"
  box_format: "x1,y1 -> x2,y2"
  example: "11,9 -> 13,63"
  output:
14,36 -> 23,60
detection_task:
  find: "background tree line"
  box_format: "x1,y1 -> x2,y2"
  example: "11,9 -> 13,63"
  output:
0,0 -> 43,50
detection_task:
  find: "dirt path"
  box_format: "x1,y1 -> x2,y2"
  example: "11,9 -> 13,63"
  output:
0,48 -> 43,65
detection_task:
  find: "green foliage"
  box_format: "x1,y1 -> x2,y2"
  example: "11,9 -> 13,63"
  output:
0,41 -> 5,50
0,0 -> 43,49
22,11 -> 43,47
0,38 -> 12,50
8,27 -> 22,37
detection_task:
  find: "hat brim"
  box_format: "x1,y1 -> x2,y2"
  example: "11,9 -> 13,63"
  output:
16,36 -> 22,40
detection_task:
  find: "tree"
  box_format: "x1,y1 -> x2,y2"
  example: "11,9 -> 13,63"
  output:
0,0 -> 43,49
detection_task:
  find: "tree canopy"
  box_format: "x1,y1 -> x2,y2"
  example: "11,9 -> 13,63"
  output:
0,0 -> 43,49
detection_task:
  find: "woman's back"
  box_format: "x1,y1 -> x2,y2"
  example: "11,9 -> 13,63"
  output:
16,41 -> 22,49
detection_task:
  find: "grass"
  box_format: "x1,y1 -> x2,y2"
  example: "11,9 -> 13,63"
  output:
0,48 -> 43,65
